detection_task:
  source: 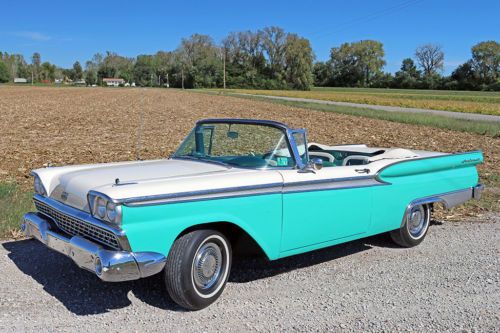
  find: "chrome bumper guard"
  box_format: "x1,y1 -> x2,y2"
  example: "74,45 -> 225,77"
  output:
21,212 -> 166,282
472,183 -> 484,200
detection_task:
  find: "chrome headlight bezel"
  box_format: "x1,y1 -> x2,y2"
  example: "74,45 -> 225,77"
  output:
33,174 -> 47,196
88,192 -> 122,225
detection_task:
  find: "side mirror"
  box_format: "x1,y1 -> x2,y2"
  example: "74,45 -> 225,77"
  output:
311,158 -> 323,170
298,157 -> 323,173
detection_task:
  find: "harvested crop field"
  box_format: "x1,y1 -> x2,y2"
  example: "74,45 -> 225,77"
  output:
220,87 -> 500,115
0,86 -> 499,216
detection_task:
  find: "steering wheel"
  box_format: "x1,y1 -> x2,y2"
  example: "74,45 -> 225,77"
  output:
261,152 -> 278,167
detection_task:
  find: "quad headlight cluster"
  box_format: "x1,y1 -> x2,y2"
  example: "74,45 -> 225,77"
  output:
88,193 -> 122,225
33,174 -> 47,196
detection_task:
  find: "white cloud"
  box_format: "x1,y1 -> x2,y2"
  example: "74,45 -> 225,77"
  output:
13,31 -> 52,41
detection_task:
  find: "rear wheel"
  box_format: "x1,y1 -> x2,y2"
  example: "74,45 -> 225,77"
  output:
164,229 -> 232,310
390,204 -> 431,247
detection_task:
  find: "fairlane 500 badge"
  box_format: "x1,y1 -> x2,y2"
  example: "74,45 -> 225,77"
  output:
462,158 -> 480,164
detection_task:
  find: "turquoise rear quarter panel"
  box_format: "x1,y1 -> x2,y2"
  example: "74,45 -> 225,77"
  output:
121,194 -> 283,259
369,151 -> 482,234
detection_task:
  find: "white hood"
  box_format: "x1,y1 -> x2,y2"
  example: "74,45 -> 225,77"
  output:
35,159 -> 231,211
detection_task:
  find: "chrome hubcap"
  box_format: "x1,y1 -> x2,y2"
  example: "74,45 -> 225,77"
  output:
193,242 -> 222,290
407,205 -> 427,238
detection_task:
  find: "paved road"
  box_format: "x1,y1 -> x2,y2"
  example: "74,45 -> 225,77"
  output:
236,93 -> 500,123
1,218 -> 498,332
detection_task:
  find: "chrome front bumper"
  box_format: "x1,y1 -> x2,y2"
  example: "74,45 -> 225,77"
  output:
21,212 -> 166,282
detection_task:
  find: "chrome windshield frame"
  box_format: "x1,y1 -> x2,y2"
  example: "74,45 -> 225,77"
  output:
171,118 -> 307,170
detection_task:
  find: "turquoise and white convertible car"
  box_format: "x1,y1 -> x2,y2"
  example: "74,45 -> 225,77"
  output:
22,118 -> 484,310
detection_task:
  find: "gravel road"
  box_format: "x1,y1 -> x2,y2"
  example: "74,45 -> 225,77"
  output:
1,217 -> 498,332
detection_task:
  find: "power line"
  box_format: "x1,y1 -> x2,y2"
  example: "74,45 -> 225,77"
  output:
308,0 -> 425,41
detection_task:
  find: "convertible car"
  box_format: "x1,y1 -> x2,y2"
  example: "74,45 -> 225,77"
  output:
22,118 -> 484,310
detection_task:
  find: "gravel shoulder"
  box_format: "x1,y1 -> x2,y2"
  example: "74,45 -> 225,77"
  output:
1,218 -> 498,332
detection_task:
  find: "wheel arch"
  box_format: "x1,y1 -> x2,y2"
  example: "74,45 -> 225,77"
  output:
400,198 -> 436,227
176,221 -> 271,259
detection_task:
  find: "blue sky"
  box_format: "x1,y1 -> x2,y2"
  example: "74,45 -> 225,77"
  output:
1,0 -> 499,74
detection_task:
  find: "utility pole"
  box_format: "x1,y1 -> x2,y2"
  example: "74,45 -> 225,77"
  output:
223,48 -> 226,89
166,73 -> 169,88
181,69 -> 184,89
31,70 -> 33,85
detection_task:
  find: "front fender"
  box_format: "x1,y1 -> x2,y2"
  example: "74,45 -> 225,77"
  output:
121,193 -> 283,260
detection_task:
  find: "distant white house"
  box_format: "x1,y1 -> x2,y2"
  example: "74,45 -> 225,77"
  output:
73,79 -> 86,86
14,78 -> 27,83
103,78 -> 125,87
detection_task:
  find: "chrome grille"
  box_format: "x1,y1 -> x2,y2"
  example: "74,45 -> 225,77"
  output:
34,199 -> 120,250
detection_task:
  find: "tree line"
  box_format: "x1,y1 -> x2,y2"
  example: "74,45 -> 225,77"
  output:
0,26 -> 498,91
314,40 -> 499,91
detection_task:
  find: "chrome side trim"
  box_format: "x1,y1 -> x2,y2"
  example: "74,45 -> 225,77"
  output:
118,183 -> 284,207
21,212 -> 166,282
400,184 -> 482,227
34,194 -> 131,251
117,176 -> 386,207
283,176 -> 385,193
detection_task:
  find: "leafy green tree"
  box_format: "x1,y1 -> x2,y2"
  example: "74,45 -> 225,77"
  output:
471,40 -> 500,85
328,40 -> 385,87
133,55 -> 155,86
0,61 -> 9,83
177,34 -> 221,88
73,61 -> 83,80
97,52 -> 134,83
284,34 -> 314,90
84,60 -> 98,85
31,52 -> 41,82
40,62 -> 56,82
394,58 -> 421,88
260,26 -> 287,85
312,61 -> 332,87
450,60 -> 477,90
222,30 -> 267,88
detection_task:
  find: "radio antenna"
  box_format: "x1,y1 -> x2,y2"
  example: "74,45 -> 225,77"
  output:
136,89 -> 145,161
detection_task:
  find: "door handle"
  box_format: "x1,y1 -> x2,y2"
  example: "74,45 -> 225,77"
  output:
355,168 -> 370,174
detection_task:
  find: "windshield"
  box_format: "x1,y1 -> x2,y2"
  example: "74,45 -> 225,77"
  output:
173,122 -> 296,168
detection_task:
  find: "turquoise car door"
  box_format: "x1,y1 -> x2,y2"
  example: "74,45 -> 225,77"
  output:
278,167 -> 376,252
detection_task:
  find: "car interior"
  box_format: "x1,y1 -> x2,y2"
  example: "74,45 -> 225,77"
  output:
307,143 -> 419,167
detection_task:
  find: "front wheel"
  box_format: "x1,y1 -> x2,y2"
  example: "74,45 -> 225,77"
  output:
390,204 -> 431,247
164,229 -> 232,310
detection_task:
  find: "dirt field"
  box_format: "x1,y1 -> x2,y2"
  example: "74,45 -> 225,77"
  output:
1,85 -> 499,193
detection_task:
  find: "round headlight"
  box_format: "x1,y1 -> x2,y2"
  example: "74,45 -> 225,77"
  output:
106,202 -> 117,222
96,197 -> 107,218
34,176 -> 46,195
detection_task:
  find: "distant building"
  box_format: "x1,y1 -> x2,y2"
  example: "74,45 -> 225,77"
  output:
73,79 -> 86,86
103,78 -> 125,87
14,78 -> 27,83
